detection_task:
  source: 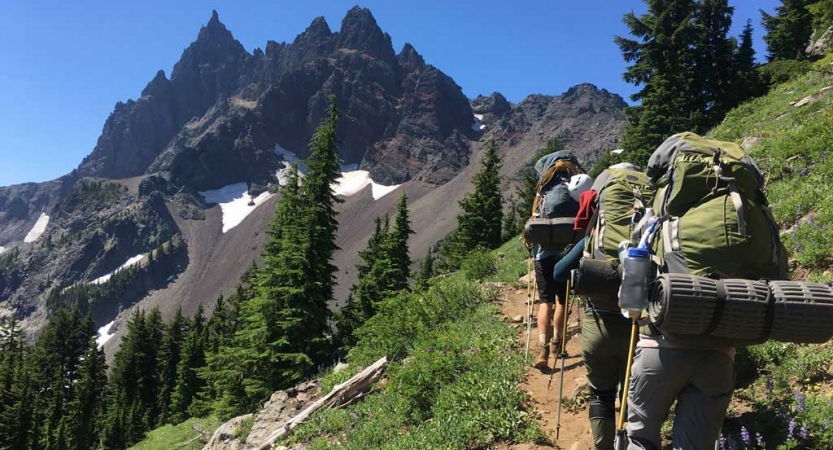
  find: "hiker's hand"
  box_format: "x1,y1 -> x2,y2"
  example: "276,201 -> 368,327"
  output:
624,309 -> 642,320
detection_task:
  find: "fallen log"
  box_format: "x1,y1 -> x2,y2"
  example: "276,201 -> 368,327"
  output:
254,356 -> 388,450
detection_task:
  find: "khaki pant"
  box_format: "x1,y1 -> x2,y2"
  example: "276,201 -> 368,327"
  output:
580,309 -> 632,450
626,347 -> 734,450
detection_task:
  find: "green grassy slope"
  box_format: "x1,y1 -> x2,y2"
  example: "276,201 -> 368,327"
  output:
127,417 -> 222,450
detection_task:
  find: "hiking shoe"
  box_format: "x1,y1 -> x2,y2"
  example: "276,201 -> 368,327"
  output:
551,339 -> 564,357
533,346 -> 549,370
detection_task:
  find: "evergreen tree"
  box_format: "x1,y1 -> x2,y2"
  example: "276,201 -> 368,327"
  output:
615,0 -> 701,167
502,195 -> 523,243
691,0 -> 738,128
0,319 -> 34,449
389,193 -> 414,289
302,95 -> 343,334
762,0 -> 814,61
732,19 -> 765,103
103,307 -> 164,448
170,307 -> 206,423
446,141 -> 504,266
157,307 -> 187,424
65,336 -> 107,450
142,307 -> 165,429
414,248 -> 435,291
27,309 -> 96,450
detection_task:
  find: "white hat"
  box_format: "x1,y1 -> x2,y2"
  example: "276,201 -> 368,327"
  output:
567,174 -> 593,201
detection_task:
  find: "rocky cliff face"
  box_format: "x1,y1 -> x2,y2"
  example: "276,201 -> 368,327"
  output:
0,7 -> 627,339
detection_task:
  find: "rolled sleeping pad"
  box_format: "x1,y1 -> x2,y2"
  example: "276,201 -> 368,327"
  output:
523,217 -> 579,247
572,258 -> 622,311
649,274 -> 833,345
769,281 -> 833,343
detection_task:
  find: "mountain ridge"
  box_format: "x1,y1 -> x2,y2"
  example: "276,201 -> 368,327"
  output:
0,7 -> 627,342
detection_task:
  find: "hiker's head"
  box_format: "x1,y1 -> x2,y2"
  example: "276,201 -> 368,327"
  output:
567,174 -> 593,201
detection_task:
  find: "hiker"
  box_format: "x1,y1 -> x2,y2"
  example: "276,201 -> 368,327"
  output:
624,133 -> 788,450
553,162 -> 648,450
528,151 -> 586,370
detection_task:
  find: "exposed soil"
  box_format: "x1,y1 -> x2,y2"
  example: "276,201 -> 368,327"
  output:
498,281 -> 596,450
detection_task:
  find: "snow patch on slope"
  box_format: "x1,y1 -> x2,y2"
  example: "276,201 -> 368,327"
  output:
472,114 -> 486,132
200,183 -> 275,233
333,171 -> 400,200
96,321 -> 115,348
0,247 -> 5,255
92,254 -> 146,285
23,213 -> 50,243
275,144 -> 307,185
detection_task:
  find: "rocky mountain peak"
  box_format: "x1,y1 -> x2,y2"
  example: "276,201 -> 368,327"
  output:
302,16 -> 333,40
140,70 -> 171,98
337,6 -> 395,62
171,10 -> 247,83
397,43 -> 425,73
561,83 -> 628,109
472,92 -> 512,117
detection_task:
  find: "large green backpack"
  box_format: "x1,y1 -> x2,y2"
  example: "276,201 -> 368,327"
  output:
585,164 -> 655,260
583,163 -> 655,310
647,132 -> 788,280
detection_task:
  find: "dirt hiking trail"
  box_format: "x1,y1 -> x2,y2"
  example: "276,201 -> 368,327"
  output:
499,281 -> 596,450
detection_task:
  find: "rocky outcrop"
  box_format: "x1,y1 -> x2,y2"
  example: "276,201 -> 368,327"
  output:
807,26 -> 833,57
202,381 -> 319,450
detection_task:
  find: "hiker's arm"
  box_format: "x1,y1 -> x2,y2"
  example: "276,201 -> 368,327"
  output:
552,237 -> 586,282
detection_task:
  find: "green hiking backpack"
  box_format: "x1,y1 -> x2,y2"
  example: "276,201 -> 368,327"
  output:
647,132 -> 788,280
585,164 -> 655,260
583,163 -> 656,310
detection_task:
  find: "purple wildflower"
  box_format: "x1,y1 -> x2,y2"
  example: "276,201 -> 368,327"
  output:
800,424 -> 809,440
719,435 -> 728,450
766,377 -> 774,392
795,390 -> 806,412
807,212 -> 815,225
788,417 -> 796,440
756,432 -> 765,448
740,426 -> 751,445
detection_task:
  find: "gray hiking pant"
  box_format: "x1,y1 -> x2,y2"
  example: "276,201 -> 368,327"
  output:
580,309 -> 632,450
626,347 -> 734,450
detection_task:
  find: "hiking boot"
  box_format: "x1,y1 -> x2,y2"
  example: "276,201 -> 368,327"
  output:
551,339 -> 564,358
533,345 -> 550,370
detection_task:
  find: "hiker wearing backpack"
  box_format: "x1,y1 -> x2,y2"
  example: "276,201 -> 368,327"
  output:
527,150 -> 584,370
554,162 -> 651,450
624,133 -> 788,450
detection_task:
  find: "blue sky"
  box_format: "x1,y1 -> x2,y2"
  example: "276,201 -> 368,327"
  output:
0,0 -> 780,187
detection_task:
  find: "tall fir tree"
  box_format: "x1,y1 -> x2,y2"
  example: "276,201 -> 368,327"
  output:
0,319 -> 34,449
762,0 -> 814,61
502,195 -> 523,243
615,0 -> 701,167
414,248 -> 436,292
27,309 -> 96,450
444,141 -> 504,267
690,0 -> 738,128
156,307 -> 187,425
389,193 -> 414,290
103,307 -> 164,448
732,19 -> 765,104
169,307 -> 206,423
64,336 -> 107,450
302,95 -> 343,333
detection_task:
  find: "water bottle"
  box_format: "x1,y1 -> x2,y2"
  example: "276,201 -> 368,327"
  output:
619,247 -> 651,312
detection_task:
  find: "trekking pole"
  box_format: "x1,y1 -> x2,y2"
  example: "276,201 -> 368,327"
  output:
524,250 -> 533,364
554,278 -> 571,441
614,319 -> 639,450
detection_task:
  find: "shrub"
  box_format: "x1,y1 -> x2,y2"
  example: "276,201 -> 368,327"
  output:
758,59 -> 813,87
461,248 -> 498,281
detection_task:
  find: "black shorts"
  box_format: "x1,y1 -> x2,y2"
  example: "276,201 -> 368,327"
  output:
535,256 -> 567,305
